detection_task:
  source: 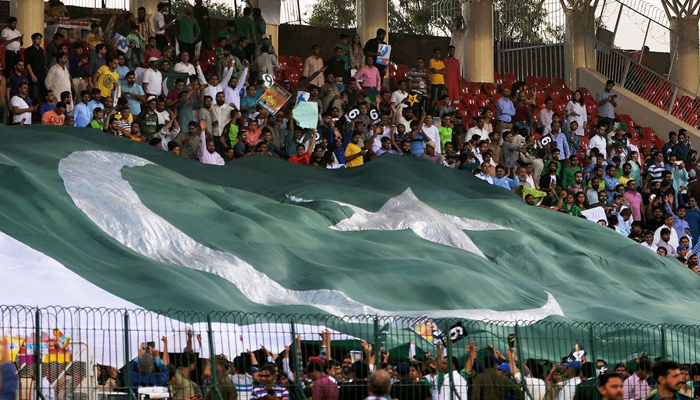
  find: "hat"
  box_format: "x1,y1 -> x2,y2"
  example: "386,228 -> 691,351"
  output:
425,140 -> 436,148
617,122 -> 627,131
146,95 -> 157,103
248,366 -> 259,374
262,34 -> 270,40
678,245 -> 688,252
563,360 -> 582,371
148,57 -> 160,63
497,363 -> 511,375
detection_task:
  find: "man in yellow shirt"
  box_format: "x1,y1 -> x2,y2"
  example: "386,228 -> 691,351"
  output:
345,131 -> 367,167
94,57 -> 119,97
429,48 -> 446,113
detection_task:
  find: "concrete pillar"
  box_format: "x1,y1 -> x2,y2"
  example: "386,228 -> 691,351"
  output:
563,6 -> 596,89
463,0 -> 493,83
356,0 -> 388,45
130,0 -> 159,16
669,15 -> 700,94
9,0 -> 44,49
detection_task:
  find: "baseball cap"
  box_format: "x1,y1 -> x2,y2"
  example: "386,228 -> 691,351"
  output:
248,366 -> 259,374
563,360 -> 582,371
146,95 -> 157,103
262,34 -> 270,40
678,245 -> 688,252
148,57 -> 160,63
497,362 -> 511,375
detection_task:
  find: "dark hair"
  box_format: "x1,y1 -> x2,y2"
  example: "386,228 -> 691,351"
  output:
353,361 -> 369,380
60,91 -> 70,100
638,358 -> 653,372
168,142 -> 179,151
31,33 -> 43,41
652,359 -> 679,378
95,43 -> 105,53
606,79 -> 615,86
598,372 -> 623,387
56,101 -> 67,109
307,361 -> 324,373
53,33 -> 64,40
377,28 -> 386,35
8,17 -> 17,24
581,362 -> 595,379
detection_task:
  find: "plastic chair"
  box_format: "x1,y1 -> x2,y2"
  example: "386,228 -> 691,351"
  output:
560,87 -> 573,102
468,82 -> 483,95
552,77 -> 567,90
494,72 -> 503,85
483,83 -> 497,97
578,87 -> 593,100
538,76 -> 552,87
553,98 -> 566,113
525,76 -> 538,88
504,72 -> 518,86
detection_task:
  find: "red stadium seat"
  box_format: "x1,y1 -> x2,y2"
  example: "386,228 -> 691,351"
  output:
578,87 -> 592,100
547,86 -> 561,99
289,55 -> 303,71
278,55 -> 288,70
561,87 -> 573,102
462,93 -> 476,106
526,76 -> 538,87
468,82 -> 483,95
617,114 -> 635,129
552,77 -> 566,90
504,73 -> 517,86
538,76 -> 551,87
494,72 -> 503,85
483,83 -> 497,97
642,127 -> 658,141
553,98 -> 566,113
584,97 -> 598,117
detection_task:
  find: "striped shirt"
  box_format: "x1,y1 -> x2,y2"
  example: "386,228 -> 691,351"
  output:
251,385 -> 289,400
648,163 -> 665,182
230,374 -> 254,400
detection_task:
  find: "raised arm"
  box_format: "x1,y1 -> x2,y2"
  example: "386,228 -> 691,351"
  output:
464,341 -> 477,374
161,336 -> 169,366
196,63 -> 208,86
199,119 -> 208,156
235,67 -> 249,93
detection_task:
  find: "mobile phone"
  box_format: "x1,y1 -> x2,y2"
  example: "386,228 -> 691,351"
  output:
147,341 -> 156,348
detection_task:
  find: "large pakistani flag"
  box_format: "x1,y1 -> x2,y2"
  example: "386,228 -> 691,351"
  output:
0,125 -> 698,364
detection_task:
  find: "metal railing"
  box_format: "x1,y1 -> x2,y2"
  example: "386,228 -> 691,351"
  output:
594,40 -> 700,128
496,42 -> 565,81
1,305 -> 700,400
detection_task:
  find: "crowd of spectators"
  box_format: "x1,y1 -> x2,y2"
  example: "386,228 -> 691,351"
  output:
1,1 -> 697,268
9,331 -> 699,400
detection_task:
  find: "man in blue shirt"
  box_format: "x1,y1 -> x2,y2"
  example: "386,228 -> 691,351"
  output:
550,120 -> 570,160
87,88 -> 104,118
493,165 -> 519,190
73,90 -> 92,127
496,86 -> 515,134
0,336 -> 17,400
603,165 -> 620,202
121,71 -> 146,116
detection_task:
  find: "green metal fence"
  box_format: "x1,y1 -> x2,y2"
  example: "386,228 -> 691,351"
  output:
1,305 -> 698,400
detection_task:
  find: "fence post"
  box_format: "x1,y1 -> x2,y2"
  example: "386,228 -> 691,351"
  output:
588,323 -> 598,382
661,326 -> 667,359
207,314 -> 224,400
513,324 -> 532,400
289,319 -> 305,400
34,309 -> 45,400
373,317 -> 381,372
123,311 -> 136,400
444,331 -> 457,400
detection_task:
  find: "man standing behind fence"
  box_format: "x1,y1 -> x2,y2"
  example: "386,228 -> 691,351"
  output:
622,358 -> 651,400
308,361 -> 339,400
251,363 -> 289,400
598,373 -> 624,400
643,360 -> 691,400
0,336 -> 18,400
365,371 -> 391,400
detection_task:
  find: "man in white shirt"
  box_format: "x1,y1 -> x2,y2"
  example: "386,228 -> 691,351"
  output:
422,114 -> 441,154
1,17 -> 23,77
174,51 -> 196,77
197,60 -> 235,100
475,162 -> 494,184
465,116 -> 489,143
224,67 -> 249,110
390,81 -> 408,107
45,53 -> 73,113
640,231 -> 658,251
556,361 -> 582,400
211,92 -> 234,138
142,57 -> 163,96
253,46 -> 280,77
538,98 -> 554,132
11,82 -> 35,125
588,124 -> 608,159
153,2 -> 175,50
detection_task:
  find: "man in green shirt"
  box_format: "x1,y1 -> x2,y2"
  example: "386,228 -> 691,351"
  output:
218,21 -> 236,46
138,96 -> 159,139
643,360 -> 691,400
253,8 -> 266,43
438,114 -> 453,151
178,5 -> 200,60
235,7 -> 257,60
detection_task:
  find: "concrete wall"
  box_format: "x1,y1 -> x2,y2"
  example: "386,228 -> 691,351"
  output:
577,67 -> 700,148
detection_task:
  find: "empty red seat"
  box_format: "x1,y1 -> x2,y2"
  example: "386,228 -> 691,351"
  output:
504,73 -> 518,86
538,76 -> 551,87
462,92 -> 476,106
494,72 -> 503,85
483,83 -> 497,97
547,86 -> 562,99
578,87 -> 593,100
553,98 -> 566,113
642,127 -> 658,141
532,84 -> 546,97
618,114 -> 635,129
468,82 -> 483,95
475,94 -> 491,108
552,77 -> 566,90
561,87 -> 573,102
289,55 -> 303,71
584,97 -> 598,116
525,76 -> 538,88
278,55 -> 288,70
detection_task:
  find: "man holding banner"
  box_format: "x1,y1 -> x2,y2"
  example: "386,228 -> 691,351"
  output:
363,29 -> 388,79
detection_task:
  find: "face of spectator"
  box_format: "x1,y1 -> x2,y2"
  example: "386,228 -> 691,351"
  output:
110,58 -> 119,71
15,61 -> 24,74
181,52 -> 190,63
606,82 -> 615,91
206,141 -> 216,153
425,115 -> 433,126
18,83 -> 29,97
600,376 -> 624,400
215,93 -> 225,106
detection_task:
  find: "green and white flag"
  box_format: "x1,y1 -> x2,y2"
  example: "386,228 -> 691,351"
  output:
0,125 -> 698,363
